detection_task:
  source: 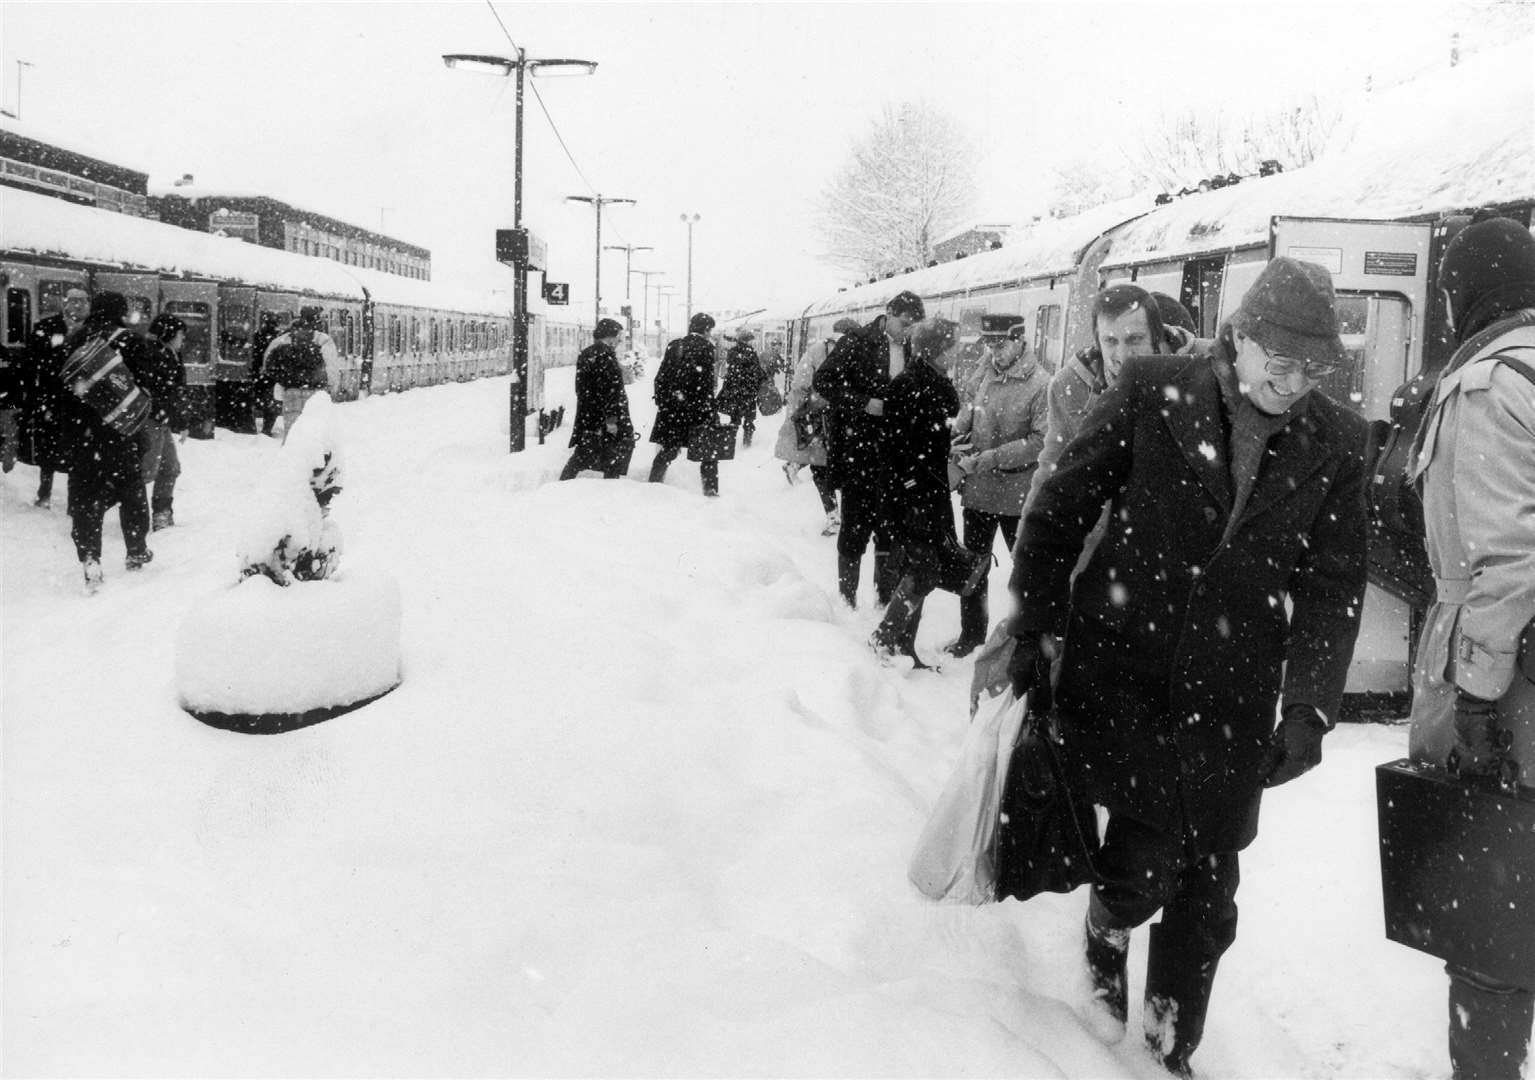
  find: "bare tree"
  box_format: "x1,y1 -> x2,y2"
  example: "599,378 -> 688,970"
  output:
1044,155 -> 1137,218
1126,95 -> 1343,193
817,101 -> 976,278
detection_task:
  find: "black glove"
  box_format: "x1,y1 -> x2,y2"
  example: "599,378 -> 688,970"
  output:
1263,704 -> 1328,788
1006,632 -> 1060,703
1451,690 -> 1502,775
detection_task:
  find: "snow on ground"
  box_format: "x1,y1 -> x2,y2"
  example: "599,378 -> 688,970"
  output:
2,367 -> 1454,1078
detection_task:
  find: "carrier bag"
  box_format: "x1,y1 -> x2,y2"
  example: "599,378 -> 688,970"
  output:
1376,758 -> 1535,987
756,378 -> 784,417
994,671 -> 1101,903
59,328 -> 152,437
686,422 -> 736,462
908,688 -> 1028,904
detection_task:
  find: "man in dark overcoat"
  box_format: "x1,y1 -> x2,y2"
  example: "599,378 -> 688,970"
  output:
716,328 -> 764,448
1008,257 -> 1369,1077
813,289 -> 925,606
560,318 -> 635,481
648,312 -> 722,496
22,285 -> 90,507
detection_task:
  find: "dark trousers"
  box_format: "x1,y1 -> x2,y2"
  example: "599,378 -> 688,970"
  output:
648,445 -> 719,495
809,465 -> 838,514
37,467 -> 54,501
560,435 -> 634,480
68,455 -> 150,563
726,409 -> 755,446
958,509 -> 1019,644
836,480 -> 892,560
1447,964 -> 1534,1080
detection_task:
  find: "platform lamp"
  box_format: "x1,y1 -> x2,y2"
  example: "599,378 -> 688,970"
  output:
680,212 -> 701,325
442,50 -> 596,453
604,243 -> 652,347
568,195 -> 635,328
632,269 -> 664,354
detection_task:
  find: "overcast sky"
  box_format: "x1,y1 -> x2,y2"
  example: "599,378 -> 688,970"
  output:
2,0 -> 1522,329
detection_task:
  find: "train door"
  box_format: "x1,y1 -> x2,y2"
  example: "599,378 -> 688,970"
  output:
1178,256 -> 1225,338
1,260 -> 42,350
163,280 -> 221,437
92,271 -> 158,332
1270,216 -> 1434,711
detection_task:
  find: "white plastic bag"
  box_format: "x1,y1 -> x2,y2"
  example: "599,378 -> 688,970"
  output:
908,689 -> 1028,904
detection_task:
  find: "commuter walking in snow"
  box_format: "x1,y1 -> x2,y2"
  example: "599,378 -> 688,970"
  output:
649,313 -> 724,497
250,311 -> 285,436
62,292 -> 156,591
22,284 -> 89,508
716,328 -> 764,448
868,318 -> 987,666
135,313 -> 189,530
814,289 -> 925,606
560,318 -> 635,480
1402,213 -> 1535,1080
945,318 -> 1048,657
267,313 -> 330,442
1008,257 -> 1368,1077
776,317 -> 857,535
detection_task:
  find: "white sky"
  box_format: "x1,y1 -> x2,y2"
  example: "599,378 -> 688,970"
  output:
1,0 -> 1522,325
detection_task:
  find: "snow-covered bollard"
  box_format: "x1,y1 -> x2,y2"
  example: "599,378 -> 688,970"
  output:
175,393 -> 402,732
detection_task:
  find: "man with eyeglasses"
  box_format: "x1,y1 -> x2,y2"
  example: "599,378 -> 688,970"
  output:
1006,255 -> 1368,1077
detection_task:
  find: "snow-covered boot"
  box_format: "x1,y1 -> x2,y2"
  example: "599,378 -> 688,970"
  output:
873,549 -> 895,607
125,549 -> 154,572
1086,894 -> 1131,1039
82,558 -> 104,594
946,589 -> 990,658
871,576 -> 923,663
151,509 -> 174,531
838,554 -> 860,607
783,461 -> 801,486
1143,922 -> 1220,1079
821,509 -> 841,536
1448,967 -> 1535,1080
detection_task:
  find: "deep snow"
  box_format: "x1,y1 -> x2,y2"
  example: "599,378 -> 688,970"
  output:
2,366 -> 1463,1078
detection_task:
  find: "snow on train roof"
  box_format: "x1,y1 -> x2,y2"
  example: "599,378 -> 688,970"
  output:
0,186 -> 508,315
802,195 -> 1153,319
1101,39 -> 1534,269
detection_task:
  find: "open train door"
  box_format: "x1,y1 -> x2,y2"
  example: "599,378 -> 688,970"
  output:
1271,216 -> 1435,716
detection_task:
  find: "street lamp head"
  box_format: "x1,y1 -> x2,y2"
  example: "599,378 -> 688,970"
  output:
528,59 -> 598,77
442,53 -> 518,74
680,212 -> 701,224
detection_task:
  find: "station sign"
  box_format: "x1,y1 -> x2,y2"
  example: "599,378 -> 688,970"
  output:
543,281 -> 569,305
209,208 -> 259,243
496,228 -> 548,273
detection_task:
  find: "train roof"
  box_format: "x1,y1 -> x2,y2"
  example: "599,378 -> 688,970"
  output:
1,186 -> 508,316
802,195 -> 1153,320
1101,39 -> 1534,269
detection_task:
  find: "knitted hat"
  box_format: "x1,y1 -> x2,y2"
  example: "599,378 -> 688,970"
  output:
1150,292 -> 1197,333
886,290 -> 925,320
1230,257 -> 1346,370
593,317 -> 624,340
832,317 -> 860,334
688,313 -> 715,334
1439,214 -> 1535,343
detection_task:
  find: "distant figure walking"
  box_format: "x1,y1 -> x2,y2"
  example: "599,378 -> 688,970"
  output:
22,284 -> 90,508
560,318 -> 635,480
716,328 -> 764,448
648,313 -> 723,497
267,313 -> 330,441
135,313 -> 189,530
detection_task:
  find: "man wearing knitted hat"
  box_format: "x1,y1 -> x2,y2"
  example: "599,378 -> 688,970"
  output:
1402,212 -> 1535,1080
560,318 -> 635,481
1007,256 -> 1369,1076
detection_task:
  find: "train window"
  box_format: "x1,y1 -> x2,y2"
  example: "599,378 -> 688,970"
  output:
39,279 -> 76,317
6,288 -> 32,344
1034,305 -> 1063,371
165,301 -> 212,366
430,318 -> 440,352
1336,296 -> 1369,336
336,310 -> 353,356
387,314 -> 401,355
1180,257 -> 1226,338
1324,293 -> 1409,419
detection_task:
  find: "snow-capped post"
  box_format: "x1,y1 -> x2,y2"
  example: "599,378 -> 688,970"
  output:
174,393 -> 402,733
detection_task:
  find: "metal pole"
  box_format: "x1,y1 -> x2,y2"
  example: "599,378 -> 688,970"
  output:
510,48 -> 528,453
594,196 -> 603,327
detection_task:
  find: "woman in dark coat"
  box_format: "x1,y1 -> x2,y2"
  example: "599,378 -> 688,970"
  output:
870,318 -> 986,665
560,318 -> 634,480
715,331 -> 763,447
62,292 -> 154,589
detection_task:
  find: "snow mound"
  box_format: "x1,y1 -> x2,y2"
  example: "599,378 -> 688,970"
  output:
174,568 -> 402,716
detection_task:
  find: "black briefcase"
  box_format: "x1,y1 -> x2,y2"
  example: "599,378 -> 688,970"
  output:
686,423 -> 736,462
1376,758 -> 1535,986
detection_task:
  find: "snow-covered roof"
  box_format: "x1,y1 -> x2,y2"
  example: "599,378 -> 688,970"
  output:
0,113 -> 151,177
1101,38 -> 1534,269
804,196 -> 1153,319
1,186 -> 507,315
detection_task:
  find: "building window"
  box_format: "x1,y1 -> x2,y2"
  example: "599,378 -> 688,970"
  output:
5,288 -> 32,344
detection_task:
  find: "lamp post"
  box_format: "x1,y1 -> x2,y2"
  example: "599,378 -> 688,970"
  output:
680,212 -> 700,325
604,243 -> 652,345
15,60 -> 33,122
632,269 -> 663,354
658,286 -> 677,337
568,195 -> 635,328
443,50 -> 596,453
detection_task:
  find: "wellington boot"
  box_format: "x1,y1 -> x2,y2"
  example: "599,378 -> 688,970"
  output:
838,554 -> 861,607
1085,897 -> 1131,1039
1143,923 -> 1220,1079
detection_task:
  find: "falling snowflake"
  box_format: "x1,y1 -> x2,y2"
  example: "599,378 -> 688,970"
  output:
1197,441 -> 1217,461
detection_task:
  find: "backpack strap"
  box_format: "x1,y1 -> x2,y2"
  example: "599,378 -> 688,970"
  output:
1496,352 -> 1535,389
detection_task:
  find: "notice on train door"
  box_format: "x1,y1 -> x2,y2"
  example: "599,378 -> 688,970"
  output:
1364,251 -> 1419,276
1286,246 -> 1344,274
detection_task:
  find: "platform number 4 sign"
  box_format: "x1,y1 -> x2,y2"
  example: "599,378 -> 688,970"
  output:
543,282 -> 570,305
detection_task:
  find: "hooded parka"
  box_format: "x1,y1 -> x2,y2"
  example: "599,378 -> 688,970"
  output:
1012,349 -> 1368,854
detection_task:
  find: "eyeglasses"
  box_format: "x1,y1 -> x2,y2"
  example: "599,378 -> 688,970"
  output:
1264,355 -> 1341,381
